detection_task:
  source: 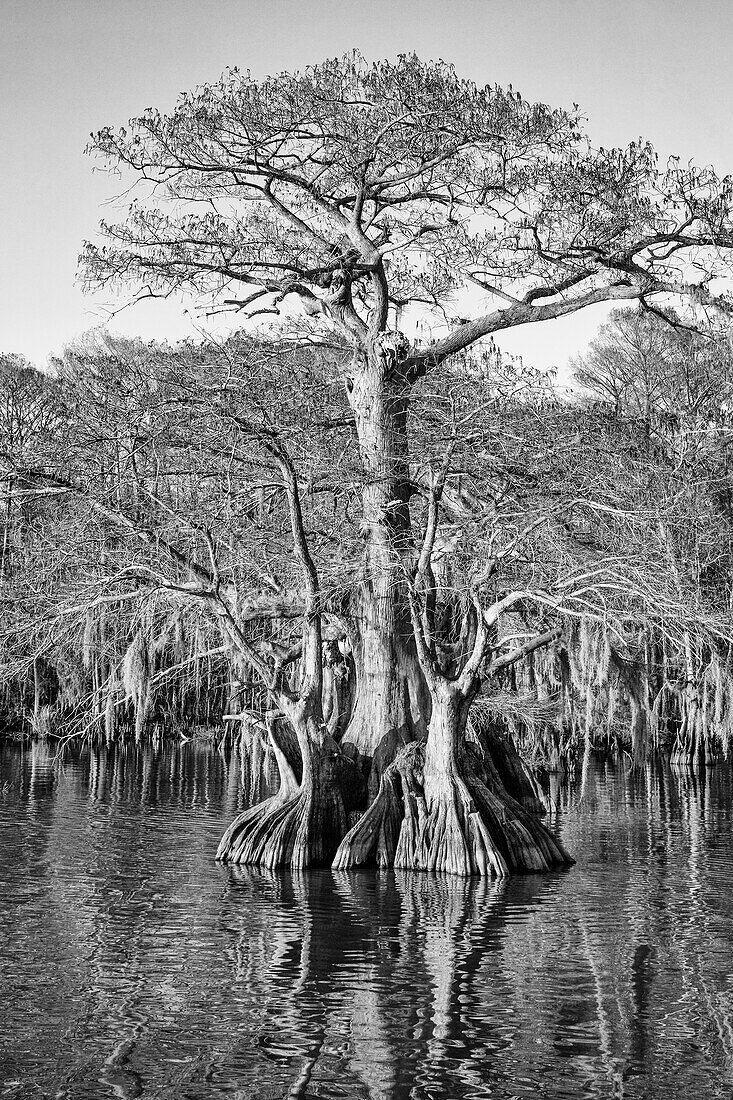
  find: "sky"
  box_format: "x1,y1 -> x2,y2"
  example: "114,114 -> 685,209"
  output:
2,0 -> 733,375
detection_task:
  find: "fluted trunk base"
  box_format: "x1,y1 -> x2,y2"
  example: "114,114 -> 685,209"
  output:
333,741 -> 573,877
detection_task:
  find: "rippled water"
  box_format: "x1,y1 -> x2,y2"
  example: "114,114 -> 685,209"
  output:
2,741 -> 733,1098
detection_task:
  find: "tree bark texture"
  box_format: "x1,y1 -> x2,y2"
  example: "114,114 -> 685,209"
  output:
335,680 -> 572,876
340,347 -> 430,784
217,700 -> 347,869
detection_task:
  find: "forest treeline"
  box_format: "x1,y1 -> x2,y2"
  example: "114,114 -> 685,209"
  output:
2,309 -> 733,782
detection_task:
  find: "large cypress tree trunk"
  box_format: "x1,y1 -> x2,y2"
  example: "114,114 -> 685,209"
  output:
340,344 -> 430,786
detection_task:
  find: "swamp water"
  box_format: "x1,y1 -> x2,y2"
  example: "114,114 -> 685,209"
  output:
2,741 -> 733,1099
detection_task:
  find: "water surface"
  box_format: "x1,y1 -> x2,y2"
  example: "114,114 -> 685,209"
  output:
2,740 -> 733,1098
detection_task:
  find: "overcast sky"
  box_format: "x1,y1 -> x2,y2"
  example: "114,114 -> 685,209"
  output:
2,0 -> 732,373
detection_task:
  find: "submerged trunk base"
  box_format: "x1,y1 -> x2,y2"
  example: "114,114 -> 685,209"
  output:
395,744 -> 509,876
332,757 -> 403,871
334,741 -> 573,877
670,740 -> 718,769
216,790 -> 310,869
217,778 -> 347,871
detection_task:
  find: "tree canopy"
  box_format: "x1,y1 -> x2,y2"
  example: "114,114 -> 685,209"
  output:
82,53 -> 733,366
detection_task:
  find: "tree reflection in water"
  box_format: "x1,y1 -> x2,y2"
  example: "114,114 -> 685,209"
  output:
2,741 -> 733,1098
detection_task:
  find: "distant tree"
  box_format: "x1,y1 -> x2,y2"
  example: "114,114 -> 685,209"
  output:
573,307 -> 733,420
0,356 -> 63,728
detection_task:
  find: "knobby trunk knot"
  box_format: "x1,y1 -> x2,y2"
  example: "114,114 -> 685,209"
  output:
375,330 -> 410,370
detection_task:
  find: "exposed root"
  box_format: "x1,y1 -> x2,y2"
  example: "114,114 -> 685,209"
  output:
479,730 -> 547,815
216,773 -> 346,870
392,743 -> 572,877
332,740 -> 572,877
218,697 -> 354,870
218,791 -> 302,869
394,743 -> 508,876
331,759 -> 402,870
465,753 -> 573,872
